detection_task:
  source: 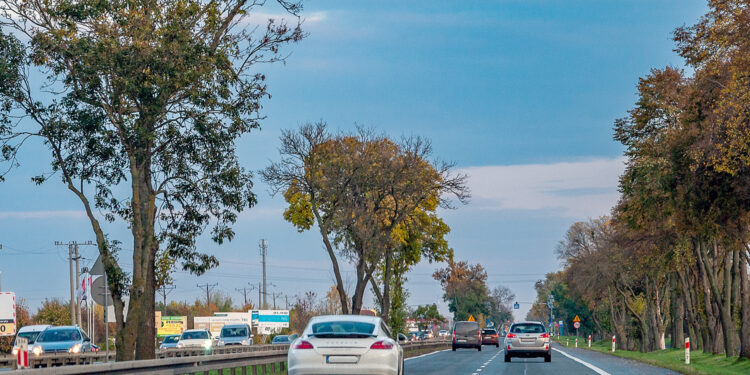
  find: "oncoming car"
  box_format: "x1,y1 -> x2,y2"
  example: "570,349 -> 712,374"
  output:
177,329 -> 213,350
159,334 -> 181,349
33,326 -> 91,355
12,325 -> 51,357
287,315 -> 405,375
218,324 -> 253,346
504,321 -> 551,362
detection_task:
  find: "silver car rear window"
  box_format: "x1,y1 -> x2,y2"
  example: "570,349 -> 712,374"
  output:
510,324 -> 545,334
311,321 -> 375,337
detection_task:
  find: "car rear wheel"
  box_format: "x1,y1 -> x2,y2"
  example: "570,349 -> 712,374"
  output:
504,354 -> 510,362
477,345 -> 482,351
495,343 -> 499,348
545,353 -> 551,362
452,345 -> 456,351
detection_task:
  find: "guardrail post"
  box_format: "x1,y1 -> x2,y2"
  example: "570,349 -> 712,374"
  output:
685,337 -> 690,364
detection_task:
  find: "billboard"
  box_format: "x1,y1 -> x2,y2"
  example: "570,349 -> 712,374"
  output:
157,316 -> 187,337
251,310 -> 289,335
194,313 -> 252,337
0,292 -> 15,337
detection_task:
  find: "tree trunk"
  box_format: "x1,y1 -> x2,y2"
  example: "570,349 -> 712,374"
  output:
381,247 -> 393,323
671,277 -> 685,349
311,204 -> 349,315
739,248 -> 750,359
129,160 -> 157,360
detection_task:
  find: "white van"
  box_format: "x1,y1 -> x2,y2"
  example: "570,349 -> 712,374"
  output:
12,324 -> 52,356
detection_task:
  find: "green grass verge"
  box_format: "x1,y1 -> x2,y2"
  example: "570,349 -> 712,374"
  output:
554,335 -> 750,375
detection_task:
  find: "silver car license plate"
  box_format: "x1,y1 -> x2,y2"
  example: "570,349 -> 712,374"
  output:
457,339 -> 466,343
327,355 -> 358,364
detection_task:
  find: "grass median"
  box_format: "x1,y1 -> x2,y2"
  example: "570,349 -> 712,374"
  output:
553,335 -> 750,375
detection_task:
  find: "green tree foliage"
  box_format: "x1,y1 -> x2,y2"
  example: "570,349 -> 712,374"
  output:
0,0 -> 305,360
34,299 -> 72,327
433,259 -> 491,321
409,304 -> 445,330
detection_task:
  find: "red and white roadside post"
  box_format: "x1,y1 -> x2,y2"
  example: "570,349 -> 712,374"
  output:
588,335 -> 592,348
566,338 -> 569,346
575,337 -> 578,348
685,337 -> 690,364
15,336 -> 28,369
611,335 -> 616,352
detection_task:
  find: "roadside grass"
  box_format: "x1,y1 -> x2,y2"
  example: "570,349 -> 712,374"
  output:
554,335 -> 750,375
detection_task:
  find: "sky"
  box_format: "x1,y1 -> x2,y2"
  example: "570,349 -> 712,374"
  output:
0,0 -> 708,322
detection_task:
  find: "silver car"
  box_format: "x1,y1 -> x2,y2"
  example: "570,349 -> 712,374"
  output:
218,324 -> 253,346
287,315 -> 405,375
32,326 -> 91,355
504,321 -> 550,362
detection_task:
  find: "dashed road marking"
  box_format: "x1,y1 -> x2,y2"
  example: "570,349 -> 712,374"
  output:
552,348 -> 611,375
404,349 -> 450,361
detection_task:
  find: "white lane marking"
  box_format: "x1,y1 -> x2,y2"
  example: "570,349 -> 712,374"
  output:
404,349 -> 450,361
552,348 -> 611,375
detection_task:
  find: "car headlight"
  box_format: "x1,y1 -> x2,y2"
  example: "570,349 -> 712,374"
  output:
241,339 -> 249,345
12,347 -> 18,356
219,340 -> 224,346
203,340 -> 212,349
69,343 -> 82,353
176,342 -> 183,348
33,346 -> 43,356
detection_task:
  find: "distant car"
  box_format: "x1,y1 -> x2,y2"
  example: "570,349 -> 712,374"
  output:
423,330 -> 434,340
12,324 -> 51,356
272,333 -> 298,344
482,328 -> 500,347
219,324 -> 253,346
32,326 -> 91,355
177,329 -> 213,350
287,315 -> 405,375
438,329 -> 449,339
451,321 -> 481,351
504,321 -> 551,362
159,334 -> 181,349
408,331 -> 420,341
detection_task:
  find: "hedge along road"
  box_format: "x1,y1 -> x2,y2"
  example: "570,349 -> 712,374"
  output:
404,342 -> 679,375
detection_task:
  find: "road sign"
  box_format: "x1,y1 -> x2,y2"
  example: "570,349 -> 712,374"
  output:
558,320 -> 563,326
91,276 -> 113,305
468,314 -> 475,322
0,292 -> 16,336
574,322 -> 581,329
573,315 -> 581,323
513,302 -> 519,310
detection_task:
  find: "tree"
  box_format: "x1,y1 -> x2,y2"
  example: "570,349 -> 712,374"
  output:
262,123 -> 468,316
34,299 -> 72,327
290,291 -> 319,333
410,304 -> 445,330
488,286 -> 515,327
0,0 -> 305,360
433,259 -> 491,321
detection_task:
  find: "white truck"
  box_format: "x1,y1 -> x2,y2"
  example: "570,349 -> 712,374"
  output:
0,292 -> 16,337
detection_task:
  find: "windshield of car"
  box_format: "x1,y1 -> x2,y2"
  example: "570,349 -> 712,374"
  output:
511,324 -> 545,334
16,331 -> 42,344
483,329 -> 497,335
454,322 -> 479,334
221,327 -> 248,338
311,321 -> 376,338
162,336 -> 180,344
37,329 -> 81,342
182,331 -> 209,340
272,335 -> 289,343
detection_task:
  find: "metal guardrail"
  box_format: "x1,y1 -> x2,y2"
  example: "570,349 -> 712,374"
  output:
0,340 -> 449,374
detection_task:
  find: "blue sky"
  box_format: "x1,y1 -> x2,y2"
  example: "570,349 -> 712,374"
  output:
0,0 -> 707,321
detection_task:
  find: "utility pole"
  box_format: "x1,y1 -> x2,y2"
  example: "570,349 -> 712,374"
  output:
55,241 -> 94,326
258,282 -> 262,309
0,244 -> 3,291
270,291 -> 282,310
259,239 -> 268,309
158,285 -> 176,314
197,283 -> 218,306
74,244 -> 82,326
236,284 -> 258,309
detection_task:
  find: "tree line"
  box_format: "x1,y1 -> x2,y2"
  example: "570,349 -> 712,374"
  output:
529,1 -> 750,359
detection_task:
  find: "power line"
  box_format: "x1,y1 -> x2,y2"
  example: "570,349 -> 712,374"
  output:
158,285 -> 177,313
196,283 -> 218,306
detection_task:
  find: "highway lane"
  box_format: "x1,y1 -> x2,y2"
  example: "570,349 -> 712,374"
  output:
404,342 -> 678,375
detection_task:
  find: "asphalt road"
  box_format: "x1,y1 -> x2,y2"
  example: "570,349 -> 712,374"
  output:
404,342 -> 678,375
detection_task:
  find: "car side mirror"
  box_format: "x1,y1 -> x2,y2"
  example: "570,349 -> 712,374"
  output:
83,337 -> 91,342
397,333 -> 407,342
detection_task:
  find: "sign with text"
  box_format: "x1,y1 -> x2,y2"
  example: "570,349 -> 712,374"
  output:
157,316 -> 187,337
251,310 -> 289,335
0,292 -> 16,336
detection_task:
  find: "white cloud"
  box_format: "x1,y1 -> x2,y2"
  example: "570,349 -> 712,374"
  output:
243,10 -> 327,26
462,157 -> 626,218
0,210 -> 87,220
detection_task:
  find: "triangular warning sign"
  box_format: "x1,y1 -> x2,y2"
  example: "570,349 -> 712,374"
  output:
468,314 -> 475,322
573,315 -> 581,323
